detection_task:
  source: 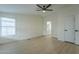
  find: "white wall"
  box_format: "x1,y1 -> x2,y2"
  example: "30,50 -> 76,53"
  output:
43,12 -> 58,37
1,5 -> 79,43
0,13 -> 43,42
43,5 -> 79,41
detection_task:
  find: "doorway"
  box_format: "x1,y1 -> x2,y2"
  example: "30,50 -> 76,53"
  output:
46,21 -> 52,35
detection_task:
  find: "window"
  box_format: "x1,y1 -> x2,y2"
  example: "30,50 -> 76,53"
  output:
0,17 -> 16,36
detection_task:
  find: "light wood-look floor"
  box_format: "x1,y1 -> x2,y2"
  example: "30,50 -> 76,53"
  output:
0,36 -> 79,54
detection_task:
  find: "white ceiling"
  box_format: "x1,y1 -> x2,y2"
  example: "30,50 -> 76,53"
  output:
0,4 -> 67,16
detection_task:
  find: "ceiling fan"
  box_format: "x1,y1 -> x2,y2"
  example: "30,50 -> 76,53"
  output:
36,4 -> 53,13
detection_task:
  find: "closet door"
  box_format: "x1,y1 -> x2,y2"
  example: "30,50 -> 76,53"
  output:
75,15 -> 79,44
64,15 -> 75,43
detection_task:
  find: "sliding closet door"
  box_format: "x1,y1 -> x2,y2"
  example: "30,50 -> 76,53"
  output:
64,15 -> 75,43
75,15 -> 79,44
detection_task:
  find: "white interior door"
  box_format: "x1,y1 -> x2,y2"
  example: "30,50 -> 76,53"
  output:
75,15 -> 79,44
64,15 -> 75,43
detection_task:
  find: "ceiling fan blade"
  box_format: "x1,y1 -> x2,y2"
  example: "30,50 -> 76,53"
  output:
46,4 -> 51,9
36,9 -> 43,11
45,9 -> 53,11
36,4 -> 43,9
36,10 -> 41,11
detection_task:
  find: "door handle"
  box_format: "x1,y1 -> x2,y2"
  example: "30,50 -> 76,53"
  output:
64,29 -> 68,31
75,30 -> 79,32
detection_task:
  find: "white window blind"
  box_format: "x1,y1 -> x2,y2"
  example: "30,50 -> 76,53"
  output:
1,17 -> 16,36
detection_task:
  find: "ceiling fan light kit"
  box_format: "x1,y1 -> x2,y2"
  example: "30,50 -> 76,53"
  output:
42,10 -> 46,13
